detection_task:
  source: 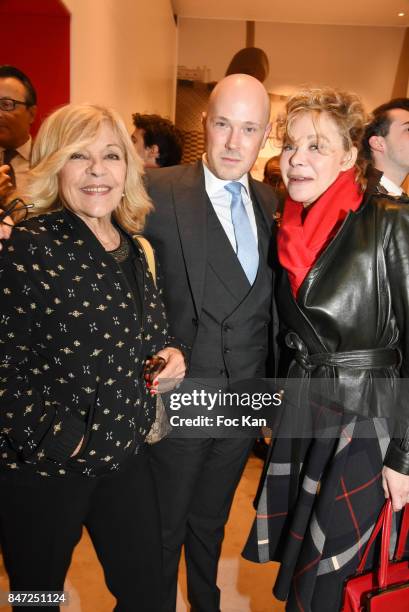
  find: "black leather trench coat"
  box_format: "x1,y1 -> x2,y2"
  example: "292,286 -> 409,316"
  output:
276,190 -> 409,474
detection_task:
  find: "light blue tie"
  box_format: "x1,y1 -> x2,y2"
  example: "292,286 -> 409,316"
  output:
224,182 -> 259,284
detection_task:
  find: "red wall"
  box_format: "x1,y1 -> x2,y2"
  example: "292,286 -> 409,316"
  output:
0,0 -> 70,135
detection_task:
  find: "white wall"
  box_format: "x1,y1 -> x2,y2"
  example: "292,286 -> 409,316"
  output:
257,22 -> 404,111
178,18 -> 406,111
177,18 -> 245,83
63,0 -> 178,129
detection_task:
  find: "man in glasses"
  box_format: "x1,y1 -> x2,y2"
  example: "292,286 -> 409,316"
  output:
0,65 -> 37,203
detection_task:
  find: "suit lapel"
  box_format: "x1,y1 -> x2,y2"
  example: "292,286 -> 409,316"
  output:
249,176 -> 276,232
172,161 -> 208,315
206,203 -> 252,302
171,167 -> 276,314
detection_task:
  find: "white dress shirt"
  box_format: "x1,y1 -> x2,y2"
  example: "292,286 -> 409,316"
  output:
202,156 -> 258,252
380,174 -> 403,196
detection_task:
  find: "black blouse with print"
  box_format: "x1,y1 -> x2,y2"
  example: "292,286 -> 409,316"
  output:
0,209 -> 182,478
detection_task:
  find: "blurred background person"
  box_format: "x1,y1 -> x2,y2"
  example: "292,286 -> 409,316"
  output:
0,65 -> 37,247
0,103 -> 186,611
131,112 -> 183,168
0,65 -> 37,202
263,154 -> 287,210
362,97 -> 409,196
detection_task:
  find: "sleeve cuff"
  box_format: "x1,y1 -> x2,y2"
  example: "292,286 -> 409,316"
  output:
44,415 -> 86,463
384,440 -> 409,475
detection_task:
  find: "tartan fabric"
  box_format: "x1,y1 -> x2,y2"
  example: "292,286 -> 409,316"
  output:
243,194 -> 409,610
243,400 -> 409,611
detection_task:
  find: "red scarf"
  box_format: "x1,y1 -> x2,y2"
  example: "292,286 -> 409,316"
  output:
277,168 -> 363,297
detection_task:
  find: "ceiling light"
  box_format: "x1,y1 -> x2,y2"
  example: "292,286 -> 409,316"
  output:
398,12 -> 405,16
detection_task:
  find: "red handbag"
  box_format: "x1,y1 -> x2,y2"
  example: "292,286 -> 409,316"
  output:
342,500 -> 409,611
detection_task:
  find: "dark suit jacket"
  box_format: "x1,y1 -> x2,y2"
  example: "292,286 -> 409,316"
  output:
144,161 -> 278,354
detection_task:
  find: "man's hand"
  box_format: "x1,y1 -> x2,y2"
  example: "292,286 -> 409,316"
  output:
0,164 -> 13,200
382,465 -> 409,511
0,210 -> 13,250
0,163 -> 16,250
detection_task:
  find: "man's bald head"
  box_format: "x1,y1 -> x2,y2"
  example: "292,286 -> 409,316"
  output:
203,74 -> 271,180
208,74 -> 271,126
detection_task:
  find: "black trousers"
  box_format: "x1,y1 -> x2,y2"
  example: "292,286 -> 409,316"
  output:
0,452 -> 162,612
150,436 -> 253,612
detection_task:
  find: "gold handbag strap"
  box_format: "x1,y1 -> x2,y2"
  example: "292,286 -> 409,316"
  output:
134,235 -> 157,287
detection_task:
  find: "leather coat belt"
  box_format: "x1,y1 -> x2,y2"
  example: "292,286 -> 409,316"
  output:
285,331 -> 401,372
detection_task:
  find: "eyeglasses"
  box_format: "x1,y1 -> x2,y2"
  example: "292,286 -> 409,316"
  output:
0,98 -> 30,112
0,198 -> 34,226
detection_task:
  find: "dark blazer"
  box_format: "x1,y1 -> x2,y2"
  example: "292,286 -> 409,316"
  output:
365,166 -> 384,195
144,161 -> 278,355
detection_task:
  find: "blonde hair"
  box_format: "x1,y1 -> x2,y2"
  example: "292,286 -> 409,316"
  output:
26,103 -> 152,233
277,87 -> 368,188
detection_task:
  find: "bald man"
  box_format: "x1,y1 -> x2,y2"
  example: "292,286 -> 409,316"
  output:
145,74 -> 278,612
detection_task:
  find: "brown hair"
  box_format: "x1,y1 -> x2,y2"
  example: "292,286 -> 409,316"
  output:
26,103 -> 152,233
362,97 -> 409,161
277,87 -> 368,188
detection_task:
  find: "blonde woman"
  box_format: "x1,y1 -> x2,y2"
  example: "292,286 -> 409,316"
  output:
0,104 -> 186,611
244,88 -> 409,610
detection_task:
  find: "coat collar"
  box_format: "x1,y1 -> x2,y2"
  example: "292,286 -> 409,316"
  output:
56,207 -> 148,270
249,176 -> 277,230
205,200 -> 253,302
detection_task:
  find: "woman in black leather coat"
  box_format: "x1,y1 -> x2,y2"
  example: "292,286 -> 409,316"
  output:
243,88 -> 409,610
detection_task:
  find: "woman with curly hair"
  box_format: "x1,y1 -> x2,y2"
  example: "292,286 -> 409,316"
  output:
243,87 -> 409,610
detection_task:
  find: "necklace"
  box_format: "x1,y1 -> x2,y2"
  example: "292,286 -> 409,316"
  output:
108,232 -> 131,263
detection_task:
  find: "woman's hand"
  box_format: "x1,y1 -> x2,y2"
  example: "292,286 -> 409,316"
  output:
382,466 -> 409,511
149,347 -> 186,394
70,436 -> 84,458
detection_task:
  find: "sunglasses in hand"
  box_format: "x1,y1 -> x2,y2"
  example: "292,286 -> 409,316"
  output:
0,198 -> 34,226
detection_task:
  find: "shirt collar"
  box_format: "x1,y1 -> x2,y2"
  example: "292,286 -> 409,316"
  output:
0,136 -> 32,161
380,173 -> 403,196
202,154 -> 250,198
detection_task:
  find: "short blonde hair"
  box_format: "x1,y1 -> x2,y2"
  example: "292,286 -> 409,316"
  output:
26,103 -> 152,233
277,87 -> 368,188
